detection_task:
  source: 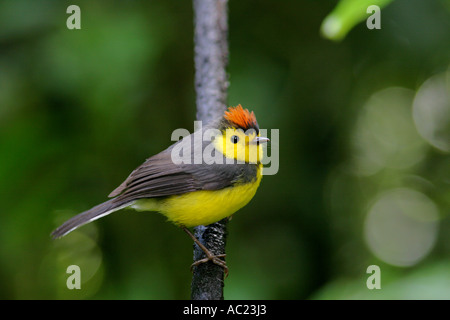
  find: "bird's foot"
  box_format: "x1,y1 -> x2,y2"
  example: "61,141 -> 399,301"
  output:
191,253 -> 228,278
182,226 -> 229,278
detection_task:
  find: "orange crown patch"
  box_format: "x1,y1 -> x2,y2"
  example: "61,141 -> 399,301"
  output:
224,104 -> 259,131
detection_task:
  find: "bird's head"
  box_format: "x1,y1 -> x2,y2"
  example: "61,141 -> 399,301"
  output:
213,105 -> 269,164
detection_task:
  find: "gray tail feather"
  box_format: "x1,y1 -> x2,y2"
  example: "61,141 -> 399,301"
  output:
51,199 -> 131,239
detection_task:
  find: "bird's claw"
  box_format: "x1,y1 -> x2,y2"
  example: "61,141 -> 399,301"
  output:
190,253 -> 229,278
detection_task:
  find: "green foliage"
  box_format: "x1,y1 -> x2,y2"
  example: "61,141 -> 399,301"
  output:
0,0 -> 449,299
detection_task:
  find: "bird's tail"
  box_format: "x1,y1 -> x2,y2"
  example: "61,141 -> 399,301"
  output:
51,199 -> 132,239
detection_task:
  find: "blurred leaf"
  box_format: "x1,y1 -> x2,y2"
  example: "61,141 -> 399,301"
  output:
321,0 -> 394,41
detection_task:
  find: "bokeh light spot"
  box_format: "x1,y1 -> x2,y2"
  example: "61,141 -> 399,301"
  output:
364,188 -> 439,267
413,71 -> 450,153
352,87 -> 427,175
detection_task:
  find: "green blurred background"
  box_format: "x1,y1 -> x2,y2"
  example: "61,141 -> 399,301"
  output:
1,0 -> 450,299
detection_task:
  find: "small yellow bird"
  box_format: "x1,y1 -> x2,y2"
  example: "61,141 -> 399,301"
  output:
52,104 -> 268,273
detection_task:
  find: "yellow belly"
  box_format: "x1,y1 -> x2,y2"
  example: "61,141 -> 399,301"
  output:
132,165 -> 263,227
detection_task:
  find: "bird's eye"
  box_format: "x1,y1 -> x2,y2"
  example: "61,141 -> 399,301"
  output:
231,135 -> 239,144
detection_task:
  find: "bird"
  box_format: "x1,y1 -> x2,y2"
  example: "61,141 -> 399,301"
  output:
51,104 -> 269,275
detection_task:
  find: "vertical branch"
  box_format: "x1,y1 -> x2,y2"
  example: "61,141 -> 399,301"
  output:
191,0 -> 229,300
194,0 -> 229,123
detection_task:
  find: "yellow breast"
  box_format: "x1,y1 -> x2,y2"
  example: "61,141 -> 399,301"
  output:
133,164 -> 263,227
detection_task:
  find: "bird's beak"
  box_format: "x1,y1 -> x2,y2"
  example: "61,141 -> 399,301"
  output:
252,136 -> 270,145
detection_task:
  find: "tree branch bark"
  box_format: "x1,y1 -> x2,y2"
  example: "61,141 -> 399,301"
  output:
191,0 -> 229,300
193,0 -> 229,123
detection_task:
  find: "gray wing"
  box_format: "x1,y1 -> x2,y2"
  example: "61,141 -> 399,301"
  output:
108,139 -> 249,204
